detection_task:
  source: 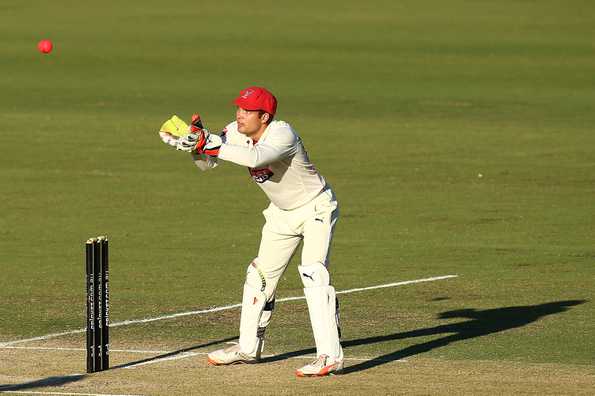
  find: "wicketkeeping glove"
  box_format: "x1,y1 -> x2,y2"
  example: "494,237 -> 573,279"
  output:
159,115 -> 189,147
176,114 -> 222,156
176,131 -> 223,156
176,132 -> 200,152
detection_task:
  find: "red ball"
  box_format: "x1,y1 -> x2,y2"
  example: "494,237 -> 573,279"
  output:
37,39 -> 53,54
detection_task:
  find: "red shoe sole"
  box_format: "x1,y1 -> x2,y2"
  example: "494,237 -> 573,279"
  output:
296,364 -> 340,377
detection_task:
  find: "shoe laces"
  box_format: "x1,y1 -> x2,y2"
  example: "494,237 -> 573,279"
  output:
308,354 -> 330,368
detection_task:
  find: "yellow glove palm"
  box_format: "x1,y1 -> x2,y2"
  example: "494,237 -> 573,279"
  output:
159,115 -> 191,147
159,115 -> 189,138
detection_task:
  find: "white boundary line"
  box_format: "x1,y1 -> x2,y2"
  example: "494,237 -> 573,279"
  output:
0,275 -> 457,347
0,391 -> 144,396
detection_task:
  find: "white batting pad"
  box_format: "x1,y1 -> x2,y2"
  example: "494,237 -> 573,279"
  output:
298,263 -> 330,287
238,283 -> 267,357
303,285 -> 343,360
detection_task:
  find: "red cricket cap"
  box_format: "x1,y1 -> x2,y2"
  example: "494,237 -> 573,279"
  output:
233,86 -> 277,116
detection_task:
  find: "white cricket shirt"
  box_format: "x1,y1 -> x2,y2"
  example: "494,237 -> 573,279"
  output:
217,120 -> 326,210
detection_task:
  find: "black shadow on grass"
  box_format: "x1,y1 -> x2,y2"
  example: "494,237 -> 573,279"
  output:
0,374 -> 85,391
262,300 -> 587,373
111,335 -> 238,369
0,337 -> 238,390
342,299 -> 586,374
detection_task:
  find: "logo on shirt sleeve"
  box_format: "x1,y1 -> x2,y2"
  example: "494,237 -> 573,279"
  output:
249,167 -> 274,183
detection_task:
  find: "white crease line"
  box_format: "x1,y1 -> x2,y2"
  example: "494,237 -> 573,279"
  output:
123,352 -> 201,369
0,346 -> 406,362
276,354 -> 407,363
0,346 -> 166,354
123,351 -> 407,369
337,275 -> 457,295
1,345 -> 407,367
0,330 -> 88,348
0,391 -> 144,396
0,275 -> 458,347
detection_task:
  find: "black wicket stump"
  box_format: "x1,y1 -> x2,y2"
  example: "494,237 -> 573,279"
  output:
86,236 -> 109,373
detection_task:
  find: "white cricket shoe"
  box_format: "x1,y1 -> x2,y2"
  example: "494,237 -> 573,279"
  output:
295,354 -> 343,377
207,344 -> 257,366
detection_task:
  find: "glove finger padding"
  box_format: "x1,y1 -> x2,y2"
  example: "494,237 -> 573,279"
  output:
159,115 -> 192,148
159,132 -> 179,147
176,132 -> 201,152
160,115 -> 190,137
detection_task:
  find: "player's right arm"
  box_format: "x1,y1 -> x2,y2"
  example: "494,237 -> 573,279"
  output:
217,122 -> 298,168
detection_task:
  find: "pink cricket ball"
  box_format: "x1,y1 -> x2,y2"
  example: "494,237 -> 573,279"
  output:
38,39 -> 53,54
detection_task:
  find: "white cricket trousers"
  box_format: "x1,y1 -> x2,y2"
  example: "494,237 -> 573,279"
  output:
256,187 -> 339,293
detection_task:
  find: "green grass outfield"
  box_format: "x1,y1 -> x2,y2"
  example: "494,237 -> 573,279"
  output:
1,0 -> 594,394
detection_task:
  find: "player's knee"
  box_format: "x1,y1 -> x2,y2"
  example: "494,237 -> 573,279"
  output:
245,259 -> 276,300
298,262 -> 330,288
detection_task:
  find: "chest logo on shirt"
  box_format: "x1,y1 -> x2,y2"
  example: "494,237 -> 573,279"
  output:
249,167 -> 274,183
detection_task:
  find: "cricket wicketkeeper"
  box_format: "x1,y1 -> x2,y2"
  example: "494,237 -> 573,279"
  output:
158,86 -> 343,376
